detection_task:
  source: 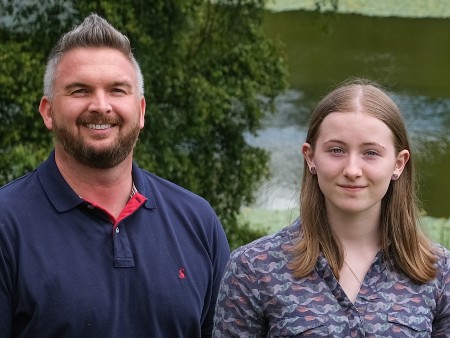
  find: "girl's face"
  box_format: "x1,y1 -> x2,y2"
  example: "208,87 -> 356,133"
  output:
303,112 -> 409,219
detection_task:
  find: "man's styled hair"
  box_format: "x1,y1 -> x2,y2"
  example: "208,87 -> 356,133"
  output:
43,13 -> 144,98
289,78 -> 437,284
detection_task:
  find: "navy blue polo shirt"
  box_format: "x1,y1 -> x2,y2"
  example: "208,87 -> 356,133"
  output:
0,151 -> 230,338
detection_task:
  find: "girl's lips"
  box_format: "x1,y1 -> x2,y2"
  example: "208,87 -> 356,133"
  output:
339,184 -> 366,192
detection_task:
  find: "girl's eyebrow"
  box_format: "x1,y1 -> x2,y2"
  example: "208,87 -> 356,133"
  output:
323,139 -> 386,149
362,142 -> 386,149
323,139 -> 345,145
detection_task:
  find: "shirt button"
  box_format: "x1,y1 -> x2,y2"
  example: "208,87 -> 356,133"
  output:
87,204 -> 94,209
115,227 -> 120,234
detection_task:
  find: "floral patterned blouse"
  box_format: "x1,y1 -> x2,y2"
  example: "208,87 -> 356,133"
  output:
213,220 -> 450,337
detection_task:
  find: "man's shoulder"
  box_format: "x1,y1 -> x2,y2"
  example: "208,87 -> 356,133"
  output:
0,170 -> 38,197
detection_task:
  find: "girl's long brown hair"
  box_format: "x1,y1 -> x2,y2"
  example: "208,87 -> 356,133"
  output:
289,78 -> 437,283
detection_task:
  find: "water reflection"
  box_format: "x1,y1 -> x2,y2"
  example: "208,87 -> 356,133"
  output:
248,88 -> 450,217
250,9 -> 450,218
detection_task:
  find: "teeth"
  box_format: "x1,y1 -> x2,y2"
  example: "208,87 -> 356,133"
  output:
87,124 -> 111,130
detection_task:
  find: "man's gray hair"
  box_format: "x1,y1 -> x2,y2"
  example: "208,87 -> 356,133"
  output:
43,13 -> 144,98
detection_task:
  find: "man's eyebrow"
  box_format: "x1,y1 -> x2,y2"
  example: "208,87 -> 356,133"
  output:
63,81 -> 133,91
63,82 -> 89,91
110,81 -> 133,88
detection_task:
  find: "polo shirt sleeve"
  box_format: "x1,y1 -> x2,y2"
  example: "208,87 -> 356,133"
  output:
201,216 -> 230,337
0,233 -> 13,338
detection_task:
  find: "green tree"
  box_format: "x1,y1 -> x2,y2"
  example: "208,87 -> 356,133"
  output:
0,0 -> 287,249
0,0 -> 78,182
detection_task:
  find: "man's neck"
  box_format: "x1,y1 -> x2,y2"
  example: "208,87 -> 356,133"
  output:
54,149 -> 134,219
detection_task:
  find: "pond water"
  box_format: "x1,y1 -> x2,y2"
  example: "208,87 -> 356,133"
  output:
248,9 -> 450,218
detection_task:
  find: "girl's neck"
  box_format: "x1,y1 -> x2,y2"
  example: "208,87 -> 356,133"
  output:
327,207 -> 381,252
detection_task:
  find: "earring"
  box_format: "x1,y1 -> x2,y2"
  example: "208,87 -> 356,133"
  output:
310,166 -> 317,174
392,174 -> 399,180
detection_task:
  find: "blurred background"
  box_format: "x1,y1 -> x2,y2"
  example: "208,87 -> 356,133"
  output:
241,0 -> 450,245
0,0 -> 448,248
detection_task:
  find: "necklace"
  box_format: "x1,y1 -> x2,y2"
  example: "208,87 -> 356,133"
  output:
343,260 -> 363,285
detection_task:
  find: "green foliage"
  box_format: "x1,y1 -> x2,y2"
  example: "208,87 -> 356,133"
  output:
423,217 -> 450,250
0,29 -> 51,181
0,0 -> 77,180
0,0 -> 287,249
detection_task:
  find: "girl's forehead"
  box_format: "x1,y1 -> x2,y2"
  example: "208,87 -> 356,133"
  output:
321,111 -> 386,128
317,112 -> 394,143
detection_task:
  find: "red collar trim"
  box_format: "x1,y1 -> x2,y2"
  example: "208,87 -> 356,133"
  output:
114,192 -> 147,228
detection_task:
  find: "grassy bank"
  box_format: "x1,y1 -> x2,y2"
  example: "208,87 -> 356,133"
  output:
423,216 -> 450,249
239,208 -> 450,249
267,0 -> 450,18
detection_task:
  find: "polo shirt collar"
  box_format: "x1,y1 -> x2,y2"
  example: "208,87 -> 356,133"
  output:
131,162 -> 156,210
37,150 -> 156,212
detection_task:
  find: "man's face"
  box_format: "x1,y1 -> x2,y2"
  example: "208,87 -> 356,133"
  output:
39,47 -> 146,169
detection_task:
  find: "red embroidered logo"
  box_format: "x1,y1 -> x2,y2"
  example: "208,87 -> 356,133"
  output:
178,268 -> 185,279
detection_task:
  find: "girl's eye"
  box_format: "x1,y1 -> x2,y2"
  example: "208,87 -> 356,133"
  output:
330,148 -> 344,154
365,150 -> 379,156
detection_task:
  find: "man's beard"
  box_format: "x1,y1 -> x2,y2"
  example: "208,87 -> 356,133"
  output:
52,115 -> 141,169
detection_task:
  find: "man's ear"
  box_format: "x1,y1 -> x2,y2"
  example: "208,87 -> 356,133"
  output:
39,97 -> 53,131
139,97 -> 146,129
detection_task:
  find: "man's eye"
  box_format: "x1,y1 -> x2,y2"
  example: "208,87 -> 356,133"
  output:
72,89 -> 89,94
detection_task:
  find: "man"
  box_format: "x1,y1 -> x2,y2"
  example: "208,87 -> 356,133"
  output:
0,14 -> 230,337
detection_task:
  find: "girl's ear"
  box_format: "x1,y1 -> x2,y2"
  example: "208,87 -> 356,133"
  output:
394,149 -> 410,178
302,142 -> 315,168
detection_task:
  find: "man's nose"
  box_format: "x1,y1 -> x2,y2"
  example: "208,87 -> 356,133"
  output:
88,91 -> 112,114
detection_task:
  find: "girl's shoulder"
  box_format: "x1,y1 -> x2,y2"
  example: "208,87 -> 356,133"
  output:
434,243 -> 450,270
229,219 -> 301,266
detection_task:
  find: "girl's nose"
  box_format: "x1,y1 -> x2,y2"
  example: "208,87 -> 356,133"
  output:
343,155 -> 362,180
